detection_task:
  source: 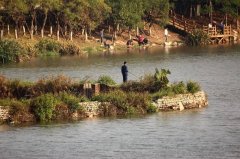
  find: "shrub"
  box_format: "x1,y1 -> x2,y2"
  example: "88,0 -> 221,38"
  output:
35,39 -> 61,55
93,90 -> 128,110
33,75 -> 73,96
9,80 -> 33,99
97,75 -> 116,86
9,99 -> 34,123
185,29 -> 209,46
171,81 -> 187,94
30,94 -> 58,121
187,81 -> 201,94
151,87 -> 175,100
146,103 -> 157,113
0,39 -> 27,63
59,92 -> 81,112
59,44 -> 81,56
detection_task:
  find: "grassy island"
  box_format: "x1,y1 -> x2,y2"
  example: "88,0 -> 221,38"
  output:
0,69 -> 207,125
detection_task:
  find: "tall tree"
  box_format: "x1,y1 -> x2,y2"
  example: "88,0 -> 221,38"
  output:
143,0 -> 169,35
39,0 -> 62,38
4,0 -> 28,39
25,0 -> 40,39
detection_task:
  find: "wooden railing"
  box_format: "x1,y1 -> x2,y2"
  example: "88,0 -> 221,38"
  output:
169,13 -> 234,38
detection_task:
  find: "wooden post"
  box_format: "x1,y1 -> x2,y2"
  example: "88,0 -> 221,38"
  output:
83,83 -> 92,98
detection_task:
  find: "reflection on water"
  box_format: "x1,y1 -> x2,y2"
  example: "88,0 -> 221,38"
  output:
0,44 -> 240,158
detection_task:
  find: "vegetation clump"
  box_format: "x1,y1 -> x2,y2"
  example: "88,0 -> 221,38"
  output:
187,81 -> 201,94
0,69 -> 203,124
0,40 -> 28,63
185,29 -> 209,46
97,75 -> 117,86
30,94 -> 58,122
35,39 -> 61,56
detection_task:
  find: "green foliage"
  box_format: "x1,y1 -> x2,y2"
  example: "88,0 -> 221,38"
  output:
146,103 -> 157,113
59,44 -> 81,56
0,40 -> 27,63
171,81 -> 187,94
187,81 -> 201,94
93,90 -> 152,114
97,75 -> 116,86
93,90 -> 128,110
151,87 -> 175,100
35,39 -> 61,55
185,29 -> 209,46
31,94 -> 58,121
58,92 -> 82,112
121,68 -> 171,93
33,75 -> 73,96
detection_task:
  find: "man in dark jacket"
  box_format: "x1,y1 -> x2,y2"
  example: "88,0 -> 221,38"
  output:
121,61 -> 128,82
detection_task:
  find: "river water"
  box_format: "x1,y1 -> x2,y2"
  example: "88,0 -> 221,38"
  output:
0,45 -> 240,159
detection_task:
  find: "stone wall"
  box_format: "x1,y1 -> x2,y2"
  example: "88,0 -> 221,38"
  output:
0,106 -> 10,121
78,101 -> 113,118
153,91 -> 208,111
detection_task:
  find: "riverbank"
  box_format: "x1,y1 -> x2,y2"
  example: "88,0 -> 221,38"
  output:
0,69 -> 208,125
0,26 -> 184,64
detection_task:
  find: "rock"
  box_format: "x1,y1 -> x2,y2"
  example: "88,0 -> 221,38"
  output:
179,102 -> 184,111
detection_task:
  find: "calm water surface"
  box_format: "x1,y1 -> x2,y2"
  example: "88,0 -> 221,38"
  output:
0,45 -> 240,159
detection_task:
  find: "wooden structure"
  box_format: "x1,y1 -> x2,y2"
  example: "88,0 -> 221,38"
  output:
169,13 -> 235,44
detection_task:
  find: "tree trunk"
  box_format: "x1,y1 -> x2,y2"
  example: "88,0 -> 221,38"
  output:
50,26 -> 53,36
85,31 -> 88,41
7,25 -> 10,35
82,28 -> 85,35
136,26 -> 139,36
22,25 -> 26,36
190,5 -> 192,18
64,25 -> 67,37
41,29 -> 44,38
0,30 -> 3,40
70,30 -> 73,41
117,23 -> 120,32
108,25 -> 111,33
15,29 -> 18,39
41,10 -> 48,38
30,13 -> 35,39
149,26 -> 152,36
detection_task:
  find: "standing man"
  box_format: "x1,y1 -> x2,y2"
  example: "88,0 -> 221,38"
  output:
164,28 -> 168,42
100,29 -> 104,43
121,61 -> 128,83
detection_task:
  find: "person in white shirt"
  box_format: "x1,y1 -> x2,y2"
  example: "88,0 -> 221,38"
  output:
164,28 -> 168,42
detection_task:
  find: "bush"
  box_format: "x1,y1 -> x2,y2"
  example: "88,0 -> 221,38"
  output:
93,90 -> 128,110
31,94 -> 58,121
151,87 -> 175,100
59,44 -> 81,56
0,39 -> 27,63
187,81 -> 201,94
59,92 -> 82,112
171,81 -> 187,94
185,29 -> 209,46
97,75 -> 116,86
33,75 -> 73,96
35,39 -> 61,55
146,103 -> 157,113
